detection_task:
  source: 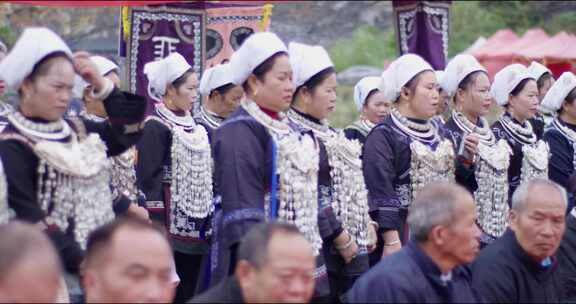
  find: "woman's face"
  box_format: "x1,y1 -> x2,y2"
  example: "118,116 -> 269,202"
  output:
405,71 -> 439,120
218,85 -> 244,118
363,90 -> 390,124
20,56 -> 75,121
307,73 -> 337,121
458,72 -> 492,119
168,73 -> 199,112
509,80 -> 539,122
251,54 -> 294,112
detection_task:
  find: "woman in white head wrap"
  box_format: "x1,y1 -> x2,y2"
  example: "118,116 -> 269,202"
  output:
72,56 -> 149,222
441,54 -> 512,245
362,54 -> 455,258
136,52 -> 212,301
490,63 -> 549,204
343,76 -> 391,144
542,72 -> 576,211
196,63 -> 244,134
528,61 -> 557,135
286,42 -> 377,298
435,70 -> 450,122
211,32 -> 329,300
0,27 -> 147,293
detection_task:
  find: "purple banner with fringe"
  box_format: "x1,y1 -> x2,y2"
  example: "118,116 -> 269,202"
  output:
393,1 -> 451,70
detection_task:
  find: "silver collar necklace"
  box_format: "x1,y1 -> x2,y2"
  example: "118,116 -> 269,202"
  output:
155,103 -> 195,129
452,111 -> 495,145
8,110 -> 71,141
286,108 -> 331,136
390,107 -> 439,143
499,114 -> 536,145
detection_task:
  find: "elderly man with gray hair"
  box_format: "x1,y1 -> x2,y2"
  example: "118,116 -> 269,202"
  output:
346,182 -> 483,303
472,178 -> 566,303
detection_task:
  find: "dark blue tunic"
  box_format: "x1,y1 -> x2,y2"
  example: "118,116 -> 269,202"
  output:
346,241 -> 484,303
543,118 -> 576,209
491,114 -> 528,204
211,107 -> 330,298
362,115 -> 448,237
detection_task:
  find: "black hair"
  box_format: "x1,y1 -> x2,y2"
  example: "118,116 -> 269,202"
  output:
209,82 -> 236,98
364,88 -> 380,106
171,68 -> 195,91
510,78 -> 533,97
237,221 -> 303,270
25,51 -> 72,83
537,72 -> 554,92
83,217 -> 167,269
242,51 -> 287,93
458,70 -> 487,91
396,70 -> 429,102
293,67 -> 336,101
559,87 -> 576,114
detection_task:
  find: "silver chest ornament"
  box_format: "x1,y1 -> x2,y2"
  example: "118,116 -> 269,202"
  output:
286,109 -> 371,248
34,133 -> 114,249
410,140 -> 455,202
520,140 -> 549,184
0,160 -> 12,224
110,147 -> 139,202
244,101 -> 323,256
475,139 -> 512,238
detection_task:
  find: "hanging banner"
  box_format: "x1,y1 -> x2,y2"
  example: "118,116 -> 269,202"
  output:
121,4 -> 206,114
205,4 -> 272,68
393,1 -> 451,70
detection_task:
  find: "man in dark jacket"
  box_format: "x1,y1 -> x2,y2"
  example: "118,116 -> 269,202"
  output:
557,207 -> 576,301
190,222 -> 316,303
346,183 -> 484,303
471,178 -> 567,303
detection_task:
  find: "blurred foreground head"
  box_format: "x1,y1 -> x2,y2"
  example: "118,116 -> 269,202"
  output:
82,217 -> 175,303
0,221 -> 62,303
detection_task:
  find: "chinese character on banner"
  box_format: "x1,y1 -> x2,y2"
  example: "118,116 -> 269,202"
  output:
393,1 -> 451,70
205,4 -> 273,68
120,3 -> 206,114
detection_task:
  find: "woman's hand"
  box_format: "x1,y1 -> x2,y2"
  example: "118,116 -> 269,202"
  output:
72,51 -> 106,95
381,230 -> 401,259
334,230 -> 359,264
367,222 -> 378,253
464,133 -> 479,159
126,203 -> 150,221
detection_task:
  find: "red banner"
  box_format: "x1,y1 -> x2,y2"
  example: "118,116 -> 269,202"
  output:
5,1 -> 272,7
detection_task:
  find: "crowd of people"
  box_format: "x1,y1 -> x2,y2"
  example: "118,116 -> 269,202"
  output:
0,25 -> 575,303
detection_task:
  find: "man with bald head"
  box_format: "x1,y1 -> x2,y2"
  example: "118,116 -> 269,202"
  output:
190,222 -> 316,303
346,183 -> 483,303
81,217 -> 176,303
472,178 -> 567,303
0,221 -> 62,303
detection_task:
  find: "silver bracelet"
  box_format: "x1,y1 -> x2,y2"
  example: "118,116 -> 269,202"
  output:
384,239 -> 401,247
88,78 -> 114,101
369,220 -> 379,230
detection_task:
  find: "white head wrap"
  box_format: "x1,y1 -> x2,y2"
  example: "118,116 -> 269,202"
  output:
490,63 -> 534,106
73,56 -> 119,99
379,54 -> 433,102
353,76 -> 381,112
288,42 -> 334,89
435,70 -> 445,88
228,32 -> 287,86
541,72 -> 576,111
144,52 -> 191,102
0,27 -> 72,91
440,54 -> 487,97
528,61 -> 552,82
198,63 -> 233,96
